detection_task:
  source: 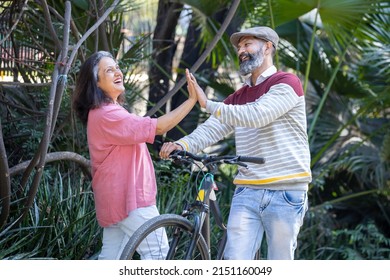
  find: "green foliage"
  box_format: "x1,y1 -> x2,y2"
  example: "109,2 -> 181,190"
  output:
298,209 -> 390,259
328,220 -> 390,260
0,169 -> 100,259
381,132 -> 390,163
154,159 -> 194,214
1,85 -> 49,166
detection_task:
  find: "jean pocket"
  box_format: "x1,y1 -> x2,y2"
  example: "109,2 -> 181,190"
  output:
283,190 -> 307,206
233,186 -> 247,197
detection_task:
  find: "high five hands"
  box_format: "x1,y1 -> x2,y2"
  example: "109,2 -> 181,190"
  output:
159,69 -> 208,159
185,68 -> 207,109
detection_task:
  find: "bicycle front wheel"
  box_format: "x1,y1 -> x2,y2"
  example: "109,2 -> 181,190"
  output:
120,214 -> 210,260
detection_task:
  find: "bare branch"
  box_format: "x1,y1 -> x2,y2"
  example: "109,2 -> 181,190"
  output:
44,2 -> 81,40
67,0 -> 120,66
9,151 -> 91,178
39,0 -> 62,50
0,0 -> 28,45
0,122 -> 11,229
17,2 -> 72,224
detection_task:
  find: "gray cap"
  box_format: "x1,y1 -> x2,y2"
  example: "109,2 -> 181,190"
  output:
230,26 -> 279,49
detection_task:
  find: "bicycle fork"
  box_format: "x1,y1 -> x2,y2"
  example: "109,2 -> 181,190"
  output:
198,174 -> 214,248
184,175 -> 214,259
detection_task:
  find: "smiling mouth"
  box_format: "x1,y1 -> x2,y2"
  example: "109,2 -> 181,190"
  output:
239,54 -> 249,62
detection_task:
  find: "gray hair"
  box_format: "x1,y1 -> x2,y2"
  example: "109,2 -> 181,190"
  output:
92,51 -> 114,81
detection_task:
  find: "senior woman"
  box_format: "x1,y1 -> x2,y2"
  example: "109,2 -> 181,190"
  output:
73,51 -> 197,259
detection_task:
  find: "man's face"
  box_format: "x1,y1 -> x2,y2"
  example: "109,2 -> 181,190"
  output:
237,37 -> 265,76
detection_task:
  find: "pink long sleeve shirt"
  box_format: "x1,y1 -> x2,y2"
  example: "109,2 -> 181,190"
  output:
87,103 -> 157,227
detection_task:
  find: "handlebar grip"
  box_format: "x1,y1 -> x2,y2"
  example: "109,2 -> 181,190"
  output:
169,150 -> 265,165
170,150 -> 205,161
238,156 -> 266,164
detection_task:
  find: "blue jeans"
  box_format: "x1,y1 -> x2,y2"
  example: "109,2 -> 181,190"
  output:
224,187 -> 308,260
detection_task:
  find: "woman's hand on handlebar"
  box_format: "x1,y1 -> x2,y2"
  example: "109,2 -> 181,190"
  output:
159,142 -> 183,159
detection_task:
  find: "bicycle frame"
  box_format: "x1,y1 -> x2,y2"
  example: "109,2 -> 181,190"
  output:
168,150 -> 266,260
119,150 -> 265,260
178,163 -> 227,259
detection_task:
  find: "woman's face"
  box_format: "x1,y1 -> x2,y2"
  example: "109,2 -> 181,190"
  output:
97,56 -> 125,101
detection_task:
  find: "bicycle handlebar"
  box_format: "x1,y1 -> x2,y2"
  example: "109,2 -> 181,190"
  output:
169,150 -> 265,166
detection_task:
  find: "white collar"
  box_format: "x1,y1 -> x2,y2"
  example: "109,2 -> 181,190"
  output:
244,65 -> 277,86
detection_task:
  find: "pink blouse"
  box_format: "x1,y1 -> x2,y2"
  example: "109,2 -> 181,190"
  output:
87,103 -> 157,227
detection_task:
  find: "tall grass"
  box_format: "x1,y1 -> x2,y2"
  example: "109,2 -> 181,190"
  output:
0,166 -> 101,259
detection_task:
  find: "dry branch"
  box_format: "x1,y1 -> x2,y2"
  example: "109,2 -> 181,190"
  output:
9,151 -> 91,178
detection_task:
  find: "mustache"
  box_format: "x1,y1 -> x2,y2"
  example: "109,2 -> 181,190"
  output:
239,52 -> 255,62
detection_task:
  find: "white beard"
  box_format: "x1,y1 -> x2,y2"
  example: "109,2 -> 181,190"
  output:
239,49 -> 264,76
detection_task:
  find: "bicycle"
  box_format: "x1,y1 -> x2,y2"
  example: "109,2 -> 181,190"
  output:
119,150 -> 265,260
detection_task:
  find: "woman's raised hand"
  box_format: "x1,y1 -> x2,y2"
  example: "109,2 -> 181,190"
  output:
185,69 -> 207,108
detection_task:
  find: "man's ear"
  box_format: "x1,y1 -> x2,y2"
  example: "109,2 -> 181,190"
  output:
265,41 -> 273,54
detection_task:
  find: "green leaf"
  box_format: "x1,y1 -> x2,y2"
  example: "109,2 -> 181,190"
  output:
71,0 -> 89,10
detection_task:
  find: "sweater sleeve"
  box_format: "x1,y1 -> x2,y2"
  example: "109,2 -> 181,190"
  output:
175,115 -> 233,153
205,83 -> 301,128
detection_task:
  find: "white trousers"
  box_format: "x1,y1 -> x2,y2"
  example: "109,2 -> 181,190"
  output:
98,205 -> 168,260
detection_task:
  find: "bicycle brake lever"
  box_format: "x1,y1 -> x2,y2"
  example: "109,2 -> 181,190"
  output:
224,159 -> 248,168
237,162 -> 248,168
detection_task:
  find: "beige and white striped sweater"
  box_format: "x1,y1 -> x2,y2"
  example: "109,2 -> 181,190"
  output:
176,70 -> 312,191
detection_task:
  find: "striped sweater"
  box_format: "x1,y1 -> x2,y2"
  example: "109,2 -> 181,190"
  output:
176,69 -> 312,191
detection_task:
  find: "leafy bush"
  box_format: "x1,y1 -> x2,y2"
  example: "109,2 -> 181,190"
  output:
297,207 -> 390,260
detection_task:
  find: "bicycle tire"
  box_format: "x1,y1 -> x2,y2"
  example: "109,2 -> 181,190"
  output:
120,214 -> 210,260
